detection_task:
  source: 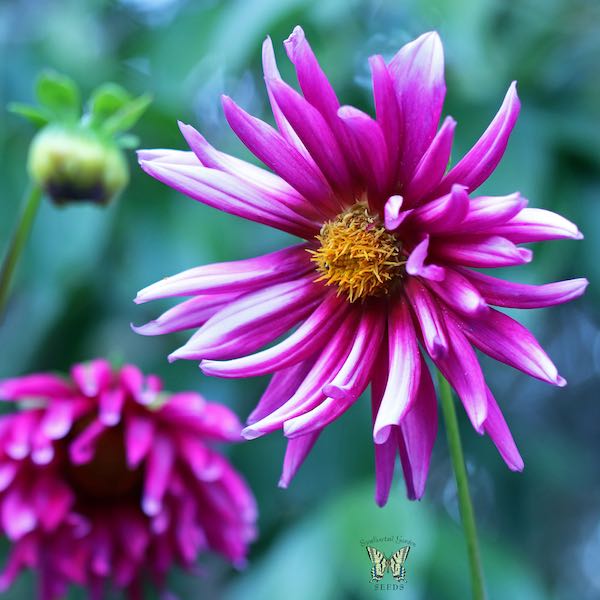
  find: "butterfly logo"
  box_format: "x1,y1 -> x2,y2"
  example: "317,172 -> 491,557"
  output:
366,546 -> 411,582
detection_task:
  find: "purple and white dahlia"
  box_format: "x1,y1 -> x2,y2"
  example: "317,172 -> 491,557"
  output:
135,27 -> 587,505
0,359 -> 256,599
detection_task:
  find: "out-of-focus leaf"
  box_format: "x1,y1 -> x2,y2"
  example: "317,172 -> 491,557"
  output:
89,82 -> 132,127
7,103 -> 52,127
35,70 -> 80,121
102,94 -> 153,136
116,133 -> 140,149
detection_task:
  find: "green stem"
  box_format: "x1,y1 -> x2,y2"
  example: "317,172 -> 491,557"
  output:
437,372 -> 486,600
0,184 -> 43,319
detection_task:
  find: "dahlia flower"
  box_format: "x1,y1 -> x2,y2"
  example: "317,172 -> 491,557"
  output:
135,27 -> 587,506
0,359 -> 256,599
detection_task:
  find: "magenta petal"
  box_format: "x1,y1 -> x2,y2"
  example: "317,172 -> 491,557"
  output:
221,95 -> 335,208
397,355 -> 437,500
179,120 -> 325,221
142,434 -> 175,517
373,300 -> 420,444
486,207 -> 583,243
453,309 -> 566,386
261,36 -> 312,161
426,268 -> 488,315
99,387 -> 125,426
434,235 -> 532,267
69,420 -> 105,465
483,387 -> 524,471
283,26 -> 358,181
406,236 -> 446,281
408,184 -> 469,233
403,116 -> 456,203
1,486 -> 37,540
435,81 -> 520,195
268,78 -> 353,203
370,347 -> 397,508
405,278 -> 449,359
388,31 -> 446,182
70,359 -> 112,398
170,276 -> 323,361
370,55 -> 402,184
201,292 -> 347,378
431,314 -> 488,432
124,413 -> 155,468
285,310 -> 384,437
459,269 -> 589,309
384,195 -> 409,231
139,152 -> 318,238
278,431 -> 321,488
337,105 -> 390,202
246,360 -> 314,425
133,292 -> 240,336
0,374 -> 72,400
452,192 -> 527,233
243,312 -> 358,438
135,244 -> 311,303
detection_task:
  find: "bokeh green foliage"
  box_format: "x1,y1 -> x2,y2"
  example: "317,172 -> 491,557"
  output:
0,0 -> 599,598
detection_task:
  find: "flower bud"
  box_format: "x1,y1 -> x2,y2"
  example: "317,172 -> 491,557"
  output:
28,125 -> 128,205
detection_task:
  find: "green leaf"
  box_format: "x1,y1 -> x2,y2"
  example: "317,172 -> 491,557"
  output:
89,83 -> 132,127
101,94 -> 152,136
116,133 -> 140,149
35,71 -> 81,121
8,103 -> 52,127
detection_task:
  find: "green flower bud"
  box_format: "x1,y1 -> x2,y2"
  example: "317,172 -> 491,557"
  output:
28,125 -> 128,205
10,71 -> 151,207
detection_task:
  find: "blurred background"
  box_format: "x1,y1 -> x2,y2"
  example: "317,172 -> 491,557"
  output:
1,0 -> 599,598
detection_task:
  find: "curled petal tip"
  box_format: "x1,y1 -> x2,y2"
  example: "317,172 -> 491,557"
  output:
556,375 -> 567,388
375,494 -> 389,508
373,426 -> 392,445
322,383 -> 348,400
519,248 -> 533,263
277,477 -> 289,489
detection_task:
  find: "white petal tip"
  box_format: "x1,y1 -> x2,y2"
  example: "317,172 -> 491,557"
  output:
556,376 -> 567,388
241,427 -> 262,441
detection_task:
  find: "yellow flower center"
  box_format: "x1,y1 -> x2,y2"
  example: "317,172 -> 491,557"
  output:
309,204 -> 404,302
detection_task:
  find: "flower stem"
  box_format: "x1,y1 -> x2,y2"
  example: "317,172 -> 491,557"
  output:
437,372 -> 486,600
0,184 -> 43,319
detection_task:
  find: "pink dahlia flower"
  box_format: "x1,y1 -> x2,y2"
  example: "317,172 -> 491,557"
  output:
0,359 -> 256,599
135,27 -> 587,505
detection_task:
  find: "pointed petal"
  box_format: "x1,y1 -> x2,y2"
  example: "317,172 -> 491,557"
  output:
370,55 -> 402,183
435,82 -> 520,194
268,78 -> 353,203
373,300 -> 421,443
486,207 -> 583,243
426,268 -> 488,315
179,120 -> 324,221
408,184 -> 469,233
135,244 -> 311,303
139,153 -> 318,238
337,105 -> 390,202
459,269 -> 589,309
397,356 -> 438,499
201,292 -> 348,378
221,95 -> 335,208
453,309 -> 566,386
388,32 -> 446,181
483,387 -> 524,471
278,431 -> 321,488
434,235 -> 532,267
452,193 -> 527,233
405,278 -> 449,359
404,116 -> 456,203
170,276 -> 323,361
431,314 -> 487,432
132,292 -> 240,336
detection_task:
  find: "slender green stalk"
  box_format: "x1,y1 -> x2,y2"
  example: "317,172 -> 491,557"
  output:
0,184 -> 43,319
438,372 -> 486,600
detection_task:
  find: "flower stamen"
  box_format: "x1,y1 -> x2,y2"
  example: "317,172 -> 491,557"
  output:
309,204 -> 404,302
